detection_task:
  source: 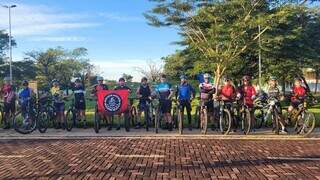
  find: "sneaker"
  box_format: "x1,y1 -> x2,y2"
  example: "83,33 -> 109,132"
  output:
188,125 -> 192,131
135,123 -> 141,129
107,125 -> 112,131
116,126 -> 121,131
83,121 -> 87,129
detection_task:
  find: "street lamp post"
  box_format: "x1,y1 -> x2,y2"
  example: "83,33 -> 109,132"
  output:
258,25 -> 262,90
2,4 -> 17,83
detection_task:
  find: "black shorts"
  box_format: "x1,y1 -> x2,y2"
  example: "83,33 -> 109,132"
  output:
4,102 -> 15,114
291,100 -> 303,109
160,99 -> 172,114
75,99 -> 86,110
179,99 -> 192,112
201,99 -> 214,112
138,100 -> 150,112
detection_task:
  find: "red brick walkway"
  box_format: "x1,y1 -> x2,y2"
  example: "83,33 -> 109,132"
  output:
0,138 -> 319,179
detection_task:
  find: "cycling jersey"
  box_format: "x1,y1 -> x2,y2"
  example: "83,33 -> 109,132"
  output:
1,84 -> 15,103
138,85 -> 151,99
51,86 -> 64,103
267,86 -> 281,100
176,83 -> 195,100
92,84 -> 108,96
237,85 -> 256,106
73,85 -> 85,100
199,82 -> 215,100
220,84 -> 235,101
19,87 -> 32,101
291,86 -> 306,102
156,83 -> 172,100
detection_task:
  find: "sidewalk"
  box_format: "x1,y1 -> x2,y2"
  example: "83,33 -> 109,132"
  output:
0,127 -> 319,140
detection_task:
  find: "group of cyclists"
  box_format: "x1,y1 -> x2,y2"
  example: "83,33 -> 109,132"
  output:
0,71 -> 312,134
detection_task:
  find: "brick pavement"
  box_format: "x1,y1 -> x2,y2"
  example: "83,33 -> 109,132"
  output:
0,138 -> 319,179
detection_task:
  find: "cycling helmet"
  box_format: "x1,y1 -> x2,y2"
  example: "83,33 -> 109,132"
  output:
97,76 -> 104,81
22,80 -> 29,86
203,73 -> 210,79
160,74 -> 167,79
242,75 -> 251,81
269,76 -> 277,81
75,78 -> 81,83
141,77 -> 148,82
223,76 -> 231,82
180,75 -> 187,80
294,77 -> 302,82
119,77 -> 125,82
3,77 -> 11,81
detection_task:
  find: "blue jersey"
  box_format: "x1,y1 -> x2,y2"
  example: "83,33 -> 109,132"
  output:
156,83 -> 172,100
176,83 -> 195,100
19,87 -> 32,100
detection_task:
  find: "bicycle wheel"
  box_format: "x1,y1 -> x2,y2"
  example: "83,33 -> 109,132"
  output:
124,112 -> 130,132
178,109 -> 183,135
195,106 -> 201,129
200,107 -> 208,134
130,106 -> 137,127
37,110 -> 49,133
254,108 -> 264,129
297,111 -> 316,136
13,110 -> 37,134
144,105 -> 149,131
155,107 -> 160,134
219,109 -> 232,135
241,108 -> 251,135
273,110 -> 280,135
65,109 -> 75,131
172,106 -> 177,129
94,109 -> 100,133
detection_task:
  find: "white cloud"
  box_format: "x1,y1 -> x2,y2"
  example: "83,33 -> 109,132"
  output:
28,36 -> 88,42
92,60 -> 150,82
98,12 -> 144,22
0,3 -> 100,36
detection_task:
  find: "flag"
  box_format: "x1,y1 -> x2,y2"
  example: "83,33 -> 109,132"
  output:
97,90 -> 129,114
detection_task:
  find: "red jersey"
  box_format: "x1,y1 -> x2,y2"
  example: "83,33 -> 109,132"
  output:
291,86 -> 306,102
220,84 -> 235,101
1,84 -> 15,103
237,85 -> 256,106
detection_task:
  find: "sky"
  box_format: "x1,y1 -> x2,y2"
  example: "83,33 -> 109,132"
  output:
0,0 -> 180,81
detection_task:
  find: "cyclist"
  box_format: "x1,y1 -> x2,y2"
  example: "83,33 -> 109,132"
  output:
72,78 -> 87,128
51,80 -> 66,129
136,77 -> 152,129
91,76 -> 112,130
1,77 -> 16,129
175,75 -> 195,131
288,77 -> 307,121
155,74 -> 174,131
18,80 -> 35,127
114,77 -> 131,131
218,76 -> 236,131
199,73 -> 216,130
266,76 -> 287,133
237,75 -> 257,130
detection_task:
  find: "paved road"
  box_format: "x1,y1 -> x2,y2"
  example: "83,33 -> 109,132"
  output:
0,138 -> 319,179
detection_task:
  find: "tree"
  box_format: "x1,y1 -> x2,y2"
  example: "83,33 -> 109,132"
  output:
145,0 -> 270,89
122,73 -> 133,82
134,60 -> 163,82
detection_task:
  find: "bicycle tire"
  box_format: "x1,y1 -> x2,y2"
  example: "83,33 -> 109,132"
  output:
178,108 -> 183,135
273,110 -> 280,135
220,109 -> 232,135
124,112 -> 130,132
254,108 -> 264,129
37,110 -> 49,133
242,108 -> 251,135
195,106 -> 201,129
300,111 -> 316,136
13,110 -> 37,134
155,107 -> 160,134
200,107 -> 208,134
94,109 -> 100,133
65,109 -> 74,131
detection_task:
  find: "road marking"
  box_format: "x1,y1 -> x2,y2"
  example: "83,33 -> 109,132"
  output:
267,157 -> 320,161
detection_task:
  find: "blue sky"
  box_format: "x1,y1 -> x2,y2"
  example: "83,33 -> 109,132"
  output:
0,0 -> 180,81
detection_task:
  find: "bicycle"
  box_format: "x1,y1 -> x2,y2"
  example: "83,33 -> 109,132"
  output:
154,99 -> 162,134
129,98 -> 138,127
65,99 -> 87,131
284,102 -> 316,136
37,96 -> 57,133
213,97 -> 232,135
233,98 -> 252,135
198,98 -> 209,134
0,101 -> 16,129
172,99 -> 183,135
13,98 -> 38,134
